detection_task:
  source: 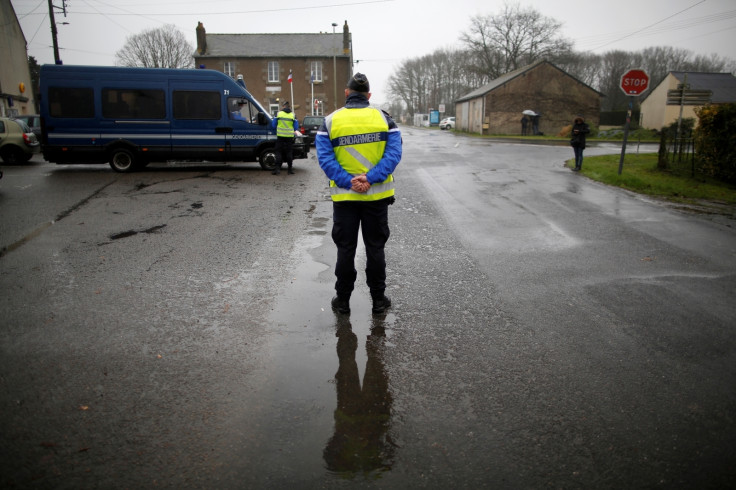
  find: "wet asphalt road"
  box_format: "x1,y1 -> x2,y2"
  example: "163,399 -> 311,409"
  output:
1,130 -> 735,488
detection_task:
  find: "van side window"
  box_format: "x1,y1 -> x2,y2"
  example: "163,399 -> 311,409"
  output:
228,97 -> 255,123
102,89 -> 165,119
173,91 -> 221,120
49,87 -> 95,118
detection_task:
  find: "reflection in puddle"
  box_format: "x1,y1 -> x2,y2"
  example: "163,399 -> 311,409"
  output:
324,316 -> 395,478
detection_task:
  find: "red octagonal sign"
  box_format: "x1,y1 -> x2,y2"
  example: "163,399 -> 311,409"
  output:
620,69 -> 650,96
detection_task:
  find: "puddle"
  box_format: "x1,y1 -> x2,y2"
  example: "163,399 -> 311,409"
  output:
218,204 -> 398,484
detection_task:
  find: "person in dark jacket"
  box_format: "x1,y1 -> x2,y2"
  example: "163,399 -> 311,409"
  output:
570,115 -> 590,171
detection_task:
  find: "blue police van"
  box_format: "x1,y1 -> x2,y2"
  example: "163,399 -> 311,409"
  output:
39,65 -> 308,172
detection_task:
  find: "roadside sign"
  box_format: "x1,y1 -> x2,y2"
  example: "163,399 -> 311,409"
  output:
620,69 -> 650,96
618,69 -> 650,175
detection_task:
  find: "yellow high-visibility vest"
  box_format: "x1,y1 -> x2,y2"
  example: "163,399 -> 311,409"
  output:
276,110 -> 295,138
326,107 -> 394,202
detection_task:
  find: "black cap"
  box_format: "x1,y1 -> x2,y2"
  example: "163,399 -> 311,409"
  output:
282,100 -> 290,107
347,73 -> 370,93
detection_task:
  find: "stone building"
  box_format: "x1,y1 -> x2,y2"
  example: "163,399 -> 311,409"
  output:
193,21 -> 353,118
455,60 -> 604,136
0,0 -> 36,117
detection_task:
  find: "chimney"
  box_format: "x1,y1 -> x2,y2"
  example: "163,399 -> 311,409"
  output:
342,21 -> 350,54
196,22 -> 207,54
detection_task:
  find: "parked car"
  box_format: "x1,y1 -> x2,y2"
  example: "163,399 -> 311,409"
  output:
13,114 -> 41,139
439,116 -> 455,130
301,115 -> 325,146
0,117 -> 40,164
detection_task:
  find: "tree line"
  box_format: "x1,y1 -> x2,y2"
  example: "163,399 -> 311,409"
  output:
386,3 -> 736,117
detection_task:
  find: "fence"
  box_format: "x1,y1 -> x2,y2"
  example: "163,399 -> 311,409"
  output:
659,131 -> 698,178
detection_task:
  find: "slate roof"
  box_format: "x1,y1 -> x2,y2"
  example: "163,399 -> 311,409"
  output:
196,33 -> 347,58
456,60 -> 604,102
670,72 -> 736,103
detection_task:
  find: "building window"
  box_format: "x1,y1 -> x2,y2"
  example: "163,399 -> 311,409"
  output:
312,99 -> 324,116
310,62 -> 323,83
269,102 -> 279,117
268,61 -> 279,83
224,62 -> 235,78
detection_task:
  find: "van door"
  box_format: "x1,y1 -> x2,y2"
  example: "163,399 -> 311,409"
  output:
169,80 -> 227,161
98,82 -> 169,162
225,95 -> 272,162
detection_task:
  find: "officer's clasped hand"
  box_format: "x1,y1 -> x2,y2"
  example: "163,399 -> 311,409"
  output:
350,174 -> 370,193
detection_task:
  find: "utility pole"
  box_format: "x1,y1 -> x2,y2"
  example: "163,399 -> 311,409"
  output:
47,0 -> 68,64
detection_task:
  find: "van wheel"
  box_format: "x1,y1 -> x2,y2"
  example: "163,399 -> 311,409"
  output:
109,148 -> 137,173
259,148 -> 280,171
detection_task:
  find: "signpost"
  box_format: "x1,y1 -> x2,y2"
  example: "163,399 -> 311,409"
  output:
618,69 -> 650,175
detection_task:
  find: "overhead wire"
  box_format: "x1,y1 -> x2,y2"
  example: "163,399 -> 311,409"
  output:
28,0 -> 395,17
579,0 -> 735,52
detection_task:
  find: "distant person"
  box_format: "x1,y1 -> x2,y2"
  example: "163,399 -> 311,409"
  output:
570,114 -> 591,171
315,73 -> 402,315
531,114 -> 541,135
270,100 -> 299,175
521,116 -> 529,136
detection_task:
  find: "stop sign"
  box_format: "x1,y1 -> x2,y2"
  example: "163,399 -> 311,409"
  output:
620,69 -> 650,96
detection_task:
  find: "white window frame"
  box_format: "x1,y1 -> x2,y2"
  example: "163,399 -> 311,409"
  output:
310,61 -> 323,83
224,62 -> 235,78
268,61 -> 280,83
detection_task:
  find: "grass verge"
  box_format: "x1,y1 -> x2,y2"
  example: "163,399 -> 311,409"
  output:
567,153 -> 736,207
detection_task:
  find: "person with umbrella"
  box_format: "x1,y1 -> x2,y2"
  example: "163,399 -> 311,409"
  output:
523,110 -> 540,135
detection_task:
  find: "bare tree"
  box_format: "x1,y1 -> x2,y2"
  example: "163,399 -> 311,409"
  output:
115,25 -> 194,69
386,4 -> 736,114
461,2 -> 572,79
556,51 -> 603,88
387,48 -> 476,118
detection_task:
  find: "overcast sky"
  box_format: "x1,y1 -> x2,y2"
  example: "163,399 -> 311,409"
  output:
12,0 -> 736,106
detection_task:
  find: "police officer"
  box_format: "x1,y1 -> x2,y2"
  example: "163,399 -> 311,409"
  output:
271,100 -> 299,174
315,73 -> 402,315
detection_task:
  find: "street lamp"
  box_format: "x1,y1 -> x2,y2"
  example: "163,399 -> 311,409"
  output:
332,22 -> 338,112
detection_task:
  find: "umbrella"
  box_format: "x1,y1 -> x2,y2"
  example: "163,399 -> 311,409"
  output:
522,110 -> 537,116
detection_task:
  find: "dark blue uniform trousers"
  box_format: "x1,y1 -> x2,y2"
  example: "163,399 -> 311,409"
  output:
332,198 -> 391,300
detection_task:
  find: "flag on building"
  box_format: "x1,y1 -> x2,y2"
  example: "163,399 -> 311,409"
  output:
288,70 -> 293,84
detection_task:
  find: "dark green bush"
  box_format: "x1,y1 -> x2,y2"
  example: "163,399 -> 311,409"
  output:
695,104 -> 736,184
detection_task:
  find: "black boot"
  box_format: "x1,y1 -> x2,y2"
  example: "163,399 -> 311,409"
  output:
371,295 -> 392,314
331,296 -> 350,315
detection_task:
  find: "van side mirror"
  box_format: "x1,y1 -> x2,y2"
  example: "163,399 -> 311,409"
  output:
257,112 -> 268,126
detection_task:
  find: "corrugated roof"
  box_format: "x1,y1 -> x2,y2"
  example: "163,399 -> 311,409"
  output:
456,60 -> 604,102
197,33 -> 347,58
671,72 -> 736,103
